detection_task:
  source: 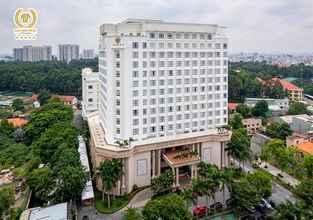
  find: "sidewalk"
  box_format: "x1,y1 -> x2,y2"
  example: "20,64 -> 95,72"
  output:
259,162 -> 300,187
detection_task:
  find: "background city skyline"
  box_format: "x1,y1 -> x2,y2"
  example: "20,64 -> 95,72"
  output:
1,0 -> 313,55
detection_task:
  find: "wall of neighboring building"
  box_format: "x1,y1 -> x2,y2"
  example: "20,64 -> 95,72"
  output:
250,133 -> 271,158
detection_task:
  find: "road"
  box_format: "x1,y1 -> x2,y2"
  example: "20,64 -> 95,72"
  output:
232,160 -> 296,205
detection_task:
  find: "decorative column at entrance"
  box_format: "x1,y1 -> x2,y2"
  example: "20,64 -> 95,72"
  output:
172,167 -> 176,187
176,167 -> 180,187
152,150 -> 155,178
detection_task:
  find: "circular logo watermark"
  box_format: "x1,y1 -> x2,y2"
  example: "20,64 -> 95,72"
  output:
13,8 -> 38,40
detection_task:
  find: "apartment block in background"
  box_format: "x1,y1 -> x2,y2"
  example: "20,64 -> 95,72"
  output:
82,49 -> 95,59
13,45 -> 52,62
58,44 -> 79,63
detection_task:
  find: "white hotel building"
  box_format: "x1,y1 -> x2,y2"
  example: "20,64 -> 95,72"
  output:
86,19 -> 231,195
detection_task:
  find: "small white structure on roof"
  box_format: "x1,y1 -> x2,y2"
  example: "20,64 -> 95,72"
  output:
78,135 -> 94,206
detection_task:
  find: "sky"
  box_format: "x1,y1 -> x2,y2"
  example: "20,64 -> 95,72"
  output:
1,0 -> 313,55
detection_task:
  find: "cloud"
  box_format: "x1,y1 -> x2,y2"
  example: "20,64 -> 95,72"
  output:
1,0 -> 313,54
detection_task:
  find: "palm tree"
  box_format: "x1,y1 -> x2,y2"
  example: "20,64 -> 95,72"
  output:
97,159 -> 123,208
220,168 -> 234,206
274,201 -> 303,220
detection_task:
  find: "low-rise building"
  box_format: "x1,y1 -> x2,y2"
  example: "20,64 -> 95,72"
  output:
245,98 -> 289,115
242,118 -> 262,135
54,95 -> 78,108
78,136 -> 94,206
275,114 -> 313,134
20,203 -> 69,220
228,103 -> 238,114
82,68 -> 99,118
7,118 -> 28,128
296,142 -> 313,156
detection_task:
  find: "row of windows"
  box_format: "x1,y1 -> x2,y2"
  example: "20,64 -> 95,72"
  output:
131,76 -> 227,83
132,51 -> 227,59
131,106 -> 227,116
116,112 -> 227,126
132,42 -> 227,50
149,32 -> 214,40
129,118 -> 228,135
132,60 -> 227,68
130,85 -> 227,93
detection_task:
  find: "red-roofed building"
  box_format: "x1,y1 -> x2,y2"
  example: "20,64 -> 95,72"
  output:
7,118 -> 28,128
272,78 -> 303,102
31,93 -> 38,102
54,95 -> 78,107
228,103 -> 238,114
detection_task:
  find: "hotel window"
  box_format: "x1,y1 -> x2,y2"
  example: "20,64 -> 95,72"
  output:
159,33 -> 164,38
88,85 -> 93,89
133,51 -> 139,58
132,42 -> 139,49
150,33 -> 155,38
176,33 -> 181,39
132,61 -> 138,68
143,42 -> 147,48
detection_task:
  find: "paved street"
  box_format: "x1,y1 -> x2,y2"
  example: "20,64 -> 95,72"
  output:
260,162 -> 300,187
232,159 -> 296,205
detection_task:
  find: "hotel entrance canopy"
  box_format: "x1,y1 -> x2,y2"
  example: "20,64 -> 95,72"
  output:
162,150 -> 201,168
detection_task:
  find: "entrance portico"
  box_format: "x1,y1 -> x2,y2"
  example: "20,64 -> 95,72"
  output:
162,150 -> 200,187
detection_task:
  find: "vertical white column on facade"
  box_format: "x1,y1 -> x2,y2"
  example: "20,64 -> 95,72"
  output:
176,167 -> 180,186
158,150 -> 161,176
152,150 -> 155,177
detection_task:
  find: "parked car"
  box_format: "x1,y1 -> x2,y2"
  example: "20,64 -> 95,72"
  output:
210,202 -> 223,211
192,205 -> 208,217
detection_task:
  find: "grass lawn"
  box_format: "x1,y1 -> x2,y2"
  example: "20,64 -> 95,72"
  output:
95,191 -> 129,214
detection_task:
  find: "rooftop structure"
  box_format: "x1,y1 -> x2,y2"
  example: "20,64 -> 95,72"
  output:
78,136 -> 94,205
20,203 -> 68,220
296,142 -> 313,155
7,118 -> 28,127
245,97 -> 289,113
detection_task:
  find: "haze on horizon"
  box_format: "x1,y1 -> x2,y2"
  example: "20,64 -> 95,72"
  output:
1,0 -> 313,55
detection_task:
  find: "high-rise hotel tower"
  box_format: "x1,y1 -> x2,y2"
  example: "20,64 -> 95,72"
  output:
86,19 -> 231,194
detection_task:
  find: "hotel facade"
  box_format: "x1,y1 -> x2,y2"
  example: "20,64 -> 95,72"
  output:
85,19 -> 231,195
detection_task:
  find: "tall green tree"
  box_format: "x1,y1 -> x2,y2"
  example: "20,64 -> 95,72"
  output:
295,179 -> 313,207
24,100 -> 73,144
228,113 -> 244,129
123,208 -> 142,220
38,90 -> 51,105
27,167 -> 55,202
97,159 -> 123,208
32,123 -> 78,163
12,98 -> 25,112
235,104 -> 250,118
226,128 -> 251,164
251,100 -> 269,117
288,102 -> 309,115
151,169 -> 173,194
142,194 -> 192,220
0,186 -> 14,217
0,119 -> 14,137
54,165 -> 87,202
230,177 -> 262,212
303,155 -> 313,178
247,170 -> 272,198
274,201 -> 304,220
265,122 -> 292,140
